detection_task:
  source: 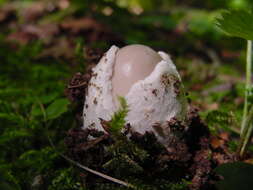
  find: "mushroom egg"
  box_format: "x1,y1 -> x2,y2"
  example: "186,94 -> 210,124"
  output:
83,44 -> 186,142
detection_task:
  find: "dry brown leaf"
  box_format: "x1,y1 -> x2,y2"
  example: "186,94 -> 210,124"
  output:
20,2 -> 46,22
221,50 -> 241,59
7,22 -> 59,44
219,132 -> 229,141
244,158 -> 253,164
204,103 -> 219,111
210,136 -> 223,149
60,17 -> 105,33
22,23 -> 59,42
7,31 -> 37,44
58,0 -> 70,10
0,6 -> 15,23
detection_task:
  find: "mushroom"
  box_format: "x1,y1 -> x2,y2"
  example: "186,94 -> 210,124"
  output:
112,44 -> 162,101
83,44 -> 186,143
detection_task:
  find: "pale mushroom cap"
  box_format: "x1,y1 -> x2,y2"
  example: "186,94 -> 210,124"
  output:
83,45 -> 185,143
112,44 -> 162,98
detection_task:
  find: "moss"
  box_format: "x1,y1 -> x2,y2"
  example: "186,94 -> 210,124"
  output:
65,99 -> 234,190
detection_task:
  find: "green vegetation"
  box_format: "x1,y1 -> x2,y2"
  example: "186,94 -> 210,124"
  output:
109,97 -> 129,134
217,9 -> 253,157
1,0 -> 253,189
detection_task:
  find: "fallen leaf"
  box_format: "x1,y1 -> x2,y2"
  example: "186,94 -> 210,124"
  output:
221,50 -> 241,59
211,136 -> 224,149
7,31 -> 37,44
22,23 -> 59,42
7,23 -> 59,44
20,2 -> 46,22
60,17 -> 105,33
0,6 -> 15,23
58,0 -> 70,10
205,103 -> 219,111
244,158 -> 253,164
219,132 -> 229,141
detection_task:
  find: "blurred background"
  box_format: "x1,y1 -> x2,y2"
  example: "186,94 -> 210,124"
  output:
0,0 -> 253,189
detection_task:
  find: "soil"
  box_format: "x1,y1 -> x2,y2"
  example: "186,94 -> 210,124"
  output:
65,65 -> 236,190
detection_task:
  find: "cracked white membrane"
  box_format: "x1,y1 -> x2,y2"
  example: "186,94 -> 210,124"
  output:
83,44 -> 186,141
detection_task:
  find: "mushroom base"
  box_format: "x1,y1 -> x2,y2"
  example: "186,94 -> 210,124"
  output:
66,69 -> 236,190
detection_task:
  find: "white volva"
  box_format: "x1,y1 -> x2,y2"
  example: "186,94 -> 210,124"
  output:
83,44 -> 185,141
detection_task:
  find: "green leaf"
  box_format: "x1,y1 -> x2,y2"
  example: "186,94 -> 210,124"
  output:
0,130 -> 31,145
216,10 -> 253,40
39,93 -> 60,104
0,113 -> 24,123
215,162 -> 253,190
46,98 -> 70,120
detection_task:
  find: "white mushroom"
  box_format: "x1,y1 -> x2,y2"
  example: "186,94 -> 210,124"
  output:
112,44 -> 162,101
83,44 -> 186,142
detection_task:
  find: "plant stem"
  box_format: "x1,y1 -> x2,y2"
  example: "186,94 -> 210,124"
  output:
241,40 -> 252,136
239,105 -> 253,157
239,40 -> 253,157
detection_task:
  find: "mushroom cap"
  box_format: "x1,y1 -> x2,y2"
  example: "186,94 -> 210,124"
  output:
83,45 -> 186,143
112,44 -> 162,99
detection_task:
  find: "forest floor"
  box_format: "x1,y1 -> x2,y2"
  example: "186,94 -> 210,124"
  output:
0,0 -> 252,190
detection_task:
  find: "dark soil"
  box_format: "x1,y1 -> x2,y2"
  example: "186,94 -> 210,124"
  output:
65,69 -> 236,190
